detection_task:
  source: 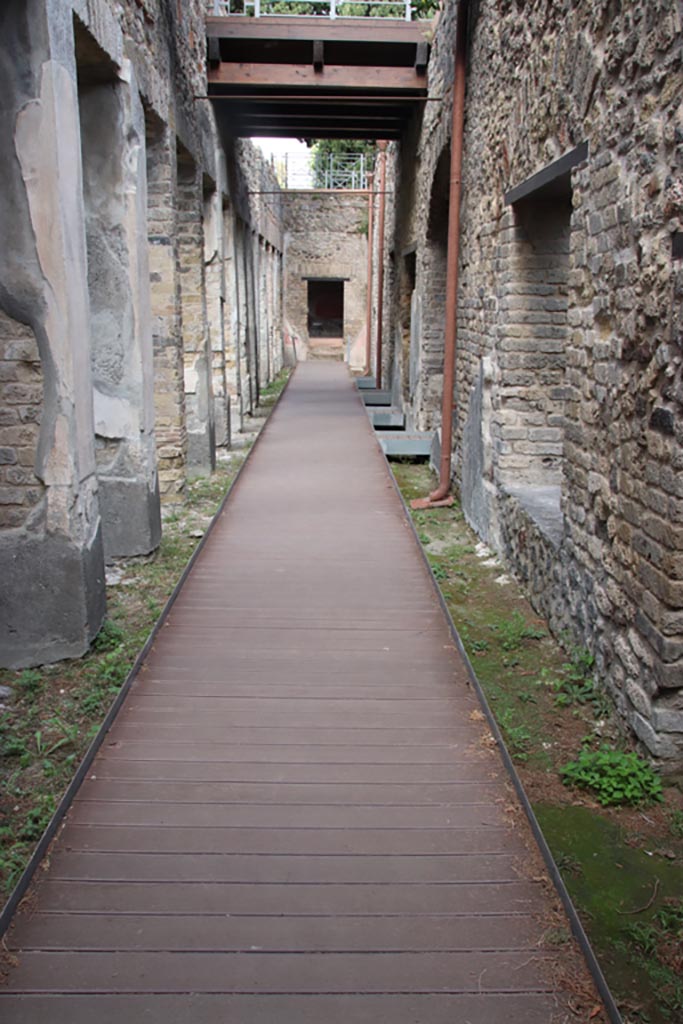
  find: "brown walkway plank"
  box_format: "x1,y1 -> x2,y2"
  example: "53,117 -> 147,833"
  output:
1,363 -> 577,1021
0,993 -> 571,1024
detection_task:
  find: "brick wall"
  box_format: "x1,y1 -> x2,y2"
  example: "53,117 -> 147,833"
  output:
283,192 -> 368,359
386,0 -> 683,764
0,312 -> 45,531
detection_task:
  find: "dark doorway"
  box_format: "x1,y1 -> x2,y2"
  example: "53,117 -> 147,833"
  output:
307,279 -> 344,337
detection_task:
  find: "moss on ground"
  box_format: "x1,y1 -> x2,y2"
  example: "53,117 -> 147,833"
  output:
392,461 -> 683,1024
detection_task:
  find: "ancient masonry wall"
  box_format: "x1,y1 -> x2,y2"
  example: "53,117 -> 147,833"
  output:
0,314 -> 45,532
283,192 -> 368,365
387,0 -> 683,764
0,0 -> 284,667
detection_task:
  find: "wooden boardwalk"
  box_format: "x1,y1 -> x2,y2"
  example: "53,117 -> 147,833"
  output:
1,362 -> 578,1022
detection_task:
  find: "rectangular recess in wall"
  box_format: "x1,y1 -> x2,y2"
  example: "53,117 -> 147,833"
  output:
673,232 -> 683,260
308,279 -> 344,337
504,142 -> 589,206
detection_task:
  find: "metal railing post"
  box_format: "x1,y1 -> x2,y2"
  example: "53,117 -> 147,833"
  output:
330,0 -> 337,19
405,0 -> 411,20
254,0 -> 261,16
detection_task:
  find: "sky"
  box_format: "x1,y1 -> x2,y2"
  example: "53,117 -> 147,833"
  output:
253,137 -> 313,187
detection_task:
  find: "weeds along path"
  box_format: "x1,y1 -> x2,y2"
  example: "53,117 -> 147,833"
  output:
2,363 -> 602,1023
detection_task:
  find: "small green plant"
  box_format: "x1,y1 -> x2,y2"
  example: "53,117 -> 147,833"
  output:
499,709 -> 532,762
0,730 -> 28,759
92,619 -> 126,652
505,723 -> 532,761
623,921 -> 659,957
494,611 -> 545,651
619,899 -> 683,1019
19,794 -> 55,842
15,669 -> 43,702
468,637 -> 490,654
539,649 -> 611,719
560,746 -> 663,806
668,809 -> 683,839
431,562 -> 448,581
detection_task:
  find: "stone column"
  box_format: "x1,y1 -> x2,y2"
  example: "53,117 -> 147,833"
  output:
146,115 -> 187,504
177,150 -> 215,474
235,219 -> 253,416
245,229 -> 260,409
0,0 -> 105,667
223,205 -> 243,434
204,185 -> 230,448
259,239 -> 271,387
78,62 -> 161,557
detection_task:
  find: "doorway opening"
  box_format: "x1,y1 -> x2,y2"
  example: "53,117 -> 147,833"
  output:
307,279 -> 344,338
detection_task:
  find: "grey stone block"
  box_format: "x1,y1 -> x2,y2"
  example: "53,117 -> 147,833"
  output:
0,528 -> 106,668
99,474 -> 162,560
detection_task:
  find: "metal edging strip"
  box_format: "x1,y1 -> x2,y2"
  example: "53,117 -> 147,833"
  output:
363,403 -> 623,1024
0,367 -> 296,939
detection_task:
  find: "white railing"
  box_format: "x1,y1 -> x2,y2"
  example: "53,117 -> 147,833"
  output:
213,0 -> 414,21
265,150 -> 370,190
314,151 -> 370,189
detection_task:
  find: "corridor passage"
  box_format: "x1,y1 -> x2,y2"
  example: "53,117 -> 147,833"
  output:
1,363 -> 577,1022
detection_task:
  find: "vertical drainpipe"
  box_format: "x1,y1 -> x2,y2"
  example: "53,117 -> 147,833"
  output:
364,171 -> 375,376
375,141 -> 388,390
427,0 -> 469,503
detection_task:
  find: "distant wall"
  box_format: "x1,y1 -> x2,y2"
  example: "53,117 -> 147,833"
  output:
284,192 -> 368,363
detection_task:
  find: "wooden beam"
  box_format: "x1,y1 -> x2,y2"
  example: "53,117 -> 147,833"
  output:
223,108 -> 405,122
313,40 -> 324,72
415,40 -> 428,75
232,127 -> 402,139
206,15 -> 431,46
208,37 -> 221,67
208,62 -> 427,91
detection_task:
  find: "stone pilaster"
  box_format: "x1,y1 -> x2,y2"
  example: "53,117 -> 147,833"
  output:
0,0 -> 105,667
78,60 -> 161,557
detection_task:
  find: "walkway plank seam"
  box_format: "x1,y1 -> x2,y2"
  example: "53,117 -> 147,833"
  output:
1,362 -> 580,1023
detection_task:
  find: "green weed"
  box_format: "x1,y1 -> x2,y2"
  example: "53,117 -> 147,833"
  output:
19,794 -> 55,842
560,747 -> 663,807
668,809 -> 683,840
92,619 -> 126,652
1,729 -> 28,759
15,669 -> 43,702
494,610 -> 545,651
620,899 -> 683,1019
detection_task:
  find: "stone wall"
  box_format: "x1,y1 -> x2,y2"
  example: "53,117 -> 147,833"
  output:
0,313 -> 45,532
283,192 -> 368,363
0,0 -> 284,666
385,0 -> 683,765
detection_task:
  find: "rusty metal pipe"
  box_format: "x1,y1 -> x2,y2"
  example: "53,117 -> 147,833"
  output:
375,141 -> 388,389
429,0 -> 469,503
364,172 -> 375,376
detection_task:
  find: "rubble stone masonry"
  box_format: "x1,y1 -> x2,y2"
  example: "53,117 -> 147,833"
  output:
386,0 -> 683,763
